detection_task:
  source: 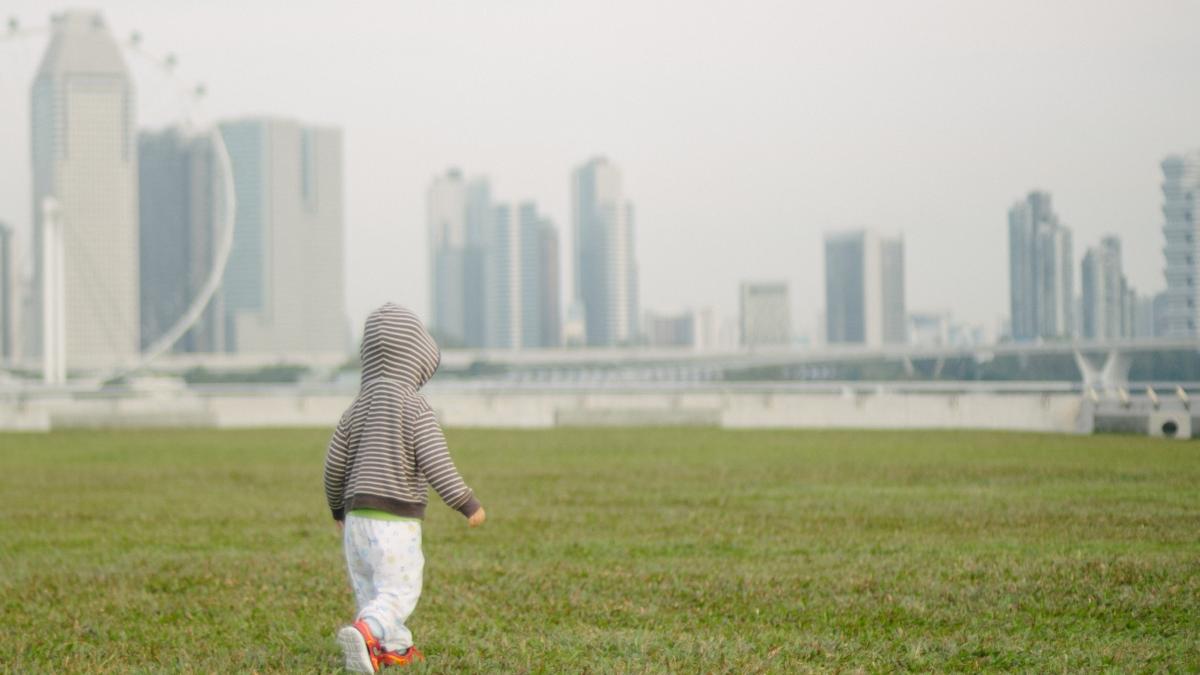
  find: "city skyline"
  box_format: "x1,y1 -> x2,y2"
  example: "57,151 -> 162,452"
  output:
427,169 -> 563,350
1,2 -> 1197,339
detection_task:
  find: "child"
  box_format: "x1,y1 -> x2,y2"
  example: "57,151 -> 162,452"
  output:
323,303 -> 486,672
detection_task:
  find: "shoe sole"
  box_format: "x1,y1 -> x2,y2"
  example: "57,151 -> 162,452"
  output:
337,625 -> 376,673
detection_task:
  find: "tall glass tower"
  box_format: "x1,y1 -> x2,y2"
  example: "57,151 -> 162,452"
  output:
1008,191 -> 1073,341
571,157 -> 638,347
1162,152 -> 1200,337
823,229 -> 906,346
31,10 -> 139,370
218,118 -> 348,355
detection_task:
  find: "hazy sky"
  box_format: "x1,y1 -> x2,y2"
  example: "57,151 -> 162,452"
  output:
1,0 -> 1198,339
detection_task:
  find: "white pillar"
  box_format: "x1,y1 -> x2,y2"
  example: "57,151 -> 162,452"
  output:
41,196 -> 65,385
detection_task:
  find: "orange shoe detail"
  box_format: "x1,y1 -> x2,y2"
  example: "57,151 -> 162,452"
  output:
353,620 -> 383,671
379,646 -> 425,667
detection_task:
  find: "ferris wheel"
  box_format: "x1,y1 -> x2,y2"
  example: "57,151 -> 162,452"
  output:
0,11 -> 236,387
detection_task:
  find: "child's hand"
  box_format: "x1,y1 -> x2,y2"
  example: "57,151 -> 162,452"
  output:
467,507 -> 486,528
336,520 -> 344,534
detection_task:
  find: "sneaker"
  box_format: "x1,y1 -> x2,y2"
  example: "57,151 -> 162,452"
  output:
336,620 -> 382,673
379,646 -> 425,667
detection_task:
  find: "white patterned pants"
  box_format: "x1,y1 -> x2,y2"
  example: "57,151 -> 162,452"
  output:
343,514 -> 425,652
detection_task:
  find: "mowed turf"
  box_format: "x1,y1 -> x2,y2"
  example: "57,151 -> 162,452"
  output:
0,427 -> 1198,673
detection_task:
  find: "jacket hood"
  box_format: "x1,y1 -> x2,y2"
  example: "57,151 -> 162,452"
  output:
359,303 -> 441,390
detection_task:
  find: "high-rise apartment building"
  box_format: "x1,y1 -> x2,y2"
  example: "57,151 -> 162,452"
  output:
571,157 -> 638,346
1161,152 -> 1200,337
1080,236 -> 1127,340
429,171 -> 493,348
485,201 -> 561,349
824,230 -> 906,346
1009,191 -> 1073,341
428,169 -> 469,346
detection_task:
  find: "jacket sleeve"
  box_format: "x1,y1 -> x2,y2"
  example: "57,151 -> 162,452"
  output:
322,416 -> 351,521
411,403 -> 481,518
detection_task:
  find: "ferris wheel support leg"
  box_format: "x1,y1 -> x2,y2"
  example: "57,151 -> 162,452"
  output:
41,197 -> 65,385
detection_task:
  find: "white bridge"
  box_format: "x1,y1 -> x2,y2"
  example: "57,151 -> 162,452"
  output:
2,338 -> 1195,438
435,336 -> 1199,368
111,336 -> 1200,373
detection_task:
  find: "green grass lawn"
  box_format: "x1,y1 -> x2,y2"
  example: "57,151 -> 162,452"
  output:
0,427 -> 1198,673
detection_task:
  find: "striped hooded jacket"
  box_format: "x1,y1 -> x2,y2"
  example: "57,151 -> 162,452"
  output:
323,303 -> 480,521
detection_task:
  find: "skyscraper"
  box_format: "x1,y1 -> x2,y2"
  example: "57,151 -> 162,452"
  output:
428,169 -> 468,346
537,218 -> 562,348
218,118 -> 348,356
427,172 -> 561,351
0,222 -> 13,362
484,203 -> 517,349
571,157 -> 638,347
516,202 -> 563,349
824,230 -> 906,346
428,170 -> 491,348
484,201 -> 561,349
138,128 -> 225,353
463,178 -> 491,348
1080,236 -> 1127,340
740,282 -> 791,348
31,10 -> 139,370
1008,191 -> 1073,341
1161,151 -> 1200,337
1127,290 -> 1149,338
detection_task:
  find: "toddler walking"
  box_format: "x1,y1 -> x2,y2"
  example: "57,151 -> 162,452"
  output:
323,303 -> 485,672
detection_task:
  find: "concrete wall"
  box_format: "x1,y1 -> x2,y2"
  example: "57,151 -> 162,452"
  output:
0,385 -> 1088,433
